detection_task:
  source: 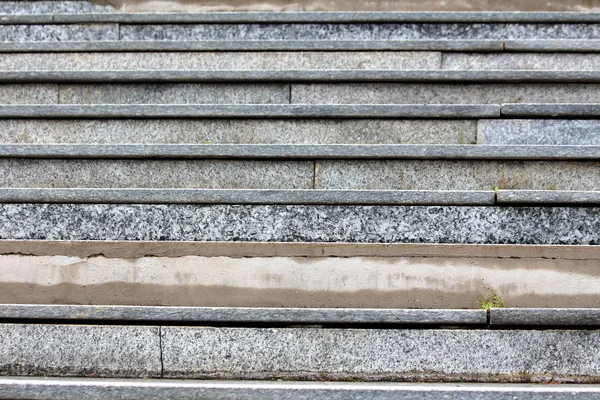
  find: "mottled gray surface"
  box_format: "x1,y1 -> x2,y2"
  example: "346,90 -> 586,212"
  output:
478,120 -> 600,145
491,308 -> 600,326
161,327 -> 600,381
0,188 -> 495,205
0,24 -> 117,42
0,84 -> 56,104
119,23 -> 600,41
0,104 -> 500,118
0,1 -> 114,14
0,159 -> 312,189
1,379 -> 600,400
292,83 -> 600,104
0,119 -> 477,145
316,160 -> 600,190
0,324 -> 160,378
504,39 -> 600,51
0,305 -> 486,324
0,204 -> 598,244
501,104 -> 600,117
443,53 -> 600,70
497,190 -> 600,205
0,51 -> 441,71
58,84 -> 289,105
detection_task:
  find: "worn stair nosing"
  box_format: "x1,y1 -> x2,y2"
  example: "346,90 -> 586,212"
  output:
497,190 -> 600,204
501,103 -> 600,117
490,308 -> 600,326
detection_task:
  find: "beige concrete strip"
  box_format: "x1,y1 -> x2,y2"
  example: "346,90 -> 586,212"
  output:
0,240 -> 598,260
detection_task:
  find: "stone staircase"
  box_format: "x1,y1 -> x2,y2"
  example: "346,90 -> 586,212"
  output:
0,1 -> 599,398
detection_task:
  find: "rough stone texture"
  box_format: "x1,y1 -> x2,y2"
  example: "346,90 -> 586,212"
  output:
0,204 -> 598,245
0,24 -> 117,42
0,160 -> 312,189
501,104 -> 600,117
58,84 -> 290,105
161,327 -> 600,381
119,23 -> 600,41
0,84 -> 56,104
0,324 -> 160,378
0,1 -> 114,14
315,160 -> 600,191
443,53 -> 600,70
0,119 -> 477,145
478,120 -> 600,145
504,39 -> 600,52
497,190 -> 600,205
491,308 -> 600,326
0,51 -> 441,71
291,83 -> 600,104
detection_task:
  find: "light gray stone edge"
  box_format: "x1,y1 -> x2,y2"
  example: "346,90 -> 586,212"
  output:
498,190 -> 600,205
490,308 -> 600,326
505,40 -> 600,52
0,379 -> 599,400
0,144 -> 595,160
0,40 -> 504,52
47,11 -> 600,24
0,105 -> 500,119
501,103 -> 600,117
0,189 -> 495,205
8,70 -> 600,83
0,305 -> 486,324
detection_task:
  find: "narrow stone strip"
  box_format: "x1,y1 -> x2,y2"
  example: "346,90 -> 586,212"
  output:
498,190 -> 600,205
0,189 -> 495,205
0,104 -> 500,119
0,305 -> 486,325
505,40 -> 600,52
1,378 -> 599,400
0,40 -> 504,52
490,308 -> 600,326
501,103 -> 600,117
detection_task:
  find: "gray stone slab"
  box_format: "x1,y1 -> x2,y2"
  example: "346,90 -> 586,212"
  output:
490,308 -> 600,326
0,144 -> 597,160
501,103 -> 600,117
58,84 -> 289,105
0,52 -> 441,71
0,24 -> 117,42
443,53 -> 600,71
292,83 -> 600,104
1,379 -> 600,400
0,160 -> 312,189
497,190 -> 600,205
0,204 -> 598,244
478,120 -> 600,145
0,105 -> 500,119
0,119 -> 477,145
505,39 -> 600,52
0,305 -> 486,324
161,327 -> 600,381
0,84 -> 56,104
0,40 -> 505,52
0,1 -> 114,14
0,189 -> 495,205
315,160 -> 600,191
0,324 -> 160,378
119,23 -> 600,41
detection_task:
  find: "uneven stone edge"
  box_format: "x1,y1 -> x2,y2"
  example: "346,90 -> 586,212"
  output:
498,190 -> 600,204
490,308 -> 600,326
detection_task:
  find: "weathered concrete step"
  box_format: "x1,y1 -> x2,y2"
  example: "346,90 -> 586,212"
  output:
2,380 -> 600,400
0,305 -> 486,325
502,103 -> 600,116
0,104 -> 500,118
491,308 -> 600,326
1,204 -> 598,244
0,189 -> 495,205
1,324 -> 599,382
0,144 -> 596,160
10,70 -> 600,83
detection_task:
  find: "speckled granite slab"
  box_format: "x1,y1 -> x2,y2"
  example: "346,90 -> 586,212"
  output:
0,204 -> 598,244
0,1 -> 114,14
478,120 -> 600,145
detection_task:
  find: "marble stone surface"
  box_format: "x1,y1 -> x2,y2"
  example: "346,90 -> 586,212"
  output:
0,160 -> 313,189
0,324 -> 160,378
443,53 -> 600,70
119,23 -> 600,41
0,84 -> 56,104
291,83 -> 600,104
478,120 -> 600,145
0,204 -> 598,244
315,160 -> 600,191
161,327 -> 600,381
0,24 -> 117,42
0,1 -> 114,14
58,84 -> 289,105
0,119 -> 477,145
0,51 -> 441,71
